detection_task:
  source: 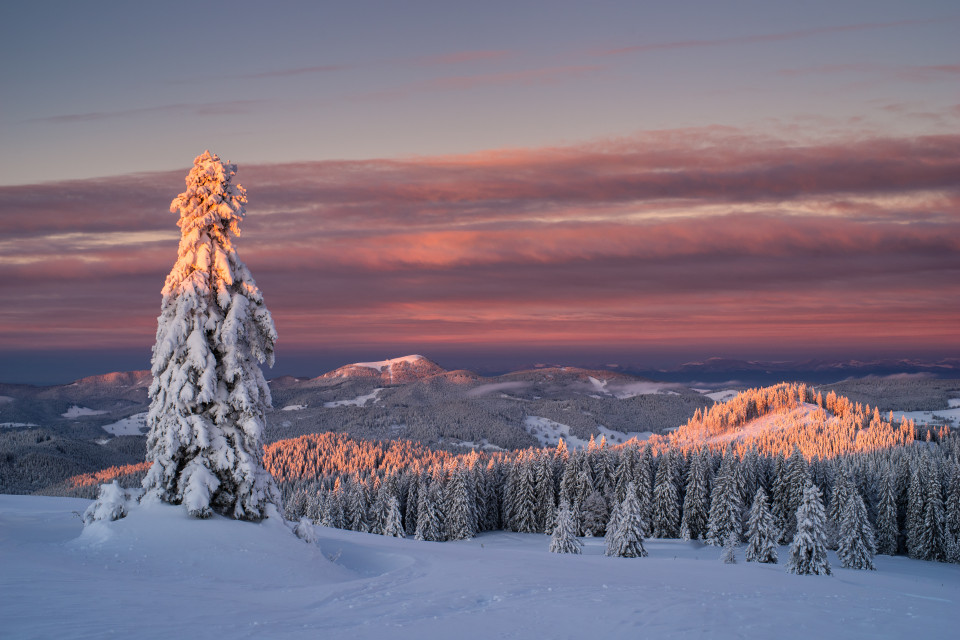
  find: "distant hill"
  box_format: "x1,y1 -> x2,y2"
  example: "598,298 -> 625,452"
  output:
4,355 -> 958,496
318,355 -> 448,383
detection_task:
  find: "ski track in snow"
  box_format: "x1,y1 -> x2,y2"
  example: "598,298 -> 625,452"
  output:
1,495 -> 958,639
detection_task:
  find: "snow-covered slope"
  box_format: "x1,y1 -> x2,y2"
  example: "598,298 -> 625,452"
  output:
2,495 -> 957,639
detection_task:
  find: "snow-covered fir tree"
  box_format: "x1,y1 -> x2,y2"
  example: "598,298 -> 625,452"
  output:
781,447 -> 810,543
721,528 -> 738,564
680,446 -> 710,541
651,452 -> 680,538
906,460 -> 926,558
382,495 -> 405,538
581,488 -> 609,537
550,500 -> 582,554
415,482 -> 444,542
745,487 -> 778,564
445,467 -> 476,541
633,447 -> 654,537
605,482 -> 648,558
918,455 -> 947,562
787,481 -> 832,576
535,455 -> 556,532
837,487 -> 876,570
404,479 -> 420,537
947,467 -> 960,553
706,450 -> 743,546
513,456 -> 539,533
143,151 -> 280,521
875,467 -> 899,556
826,471 -> 851,551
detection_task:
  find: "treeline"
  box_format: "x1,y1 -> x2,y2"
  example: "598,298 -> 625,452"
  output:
282,431 -> 960,567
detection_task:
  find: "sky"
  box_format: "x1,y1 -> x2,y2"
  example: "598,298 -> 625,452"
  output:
1,1 -> 958,384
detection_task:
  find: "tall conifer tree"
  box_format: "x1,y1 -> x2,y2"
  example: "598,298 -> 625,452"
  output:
143,151 -> 279,521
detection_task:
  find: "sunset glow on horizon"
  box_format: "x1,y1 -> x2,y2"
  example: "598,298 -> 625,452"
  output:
1,2 -> 957,383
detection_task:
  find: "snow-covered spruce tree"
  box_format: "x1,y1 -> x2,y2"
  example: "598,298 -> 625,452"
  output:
837,488 -> 876,570
875,466 -> 899,556
382,495 -> 406,538
786,481 -> 832,576
706,451 -> 743,546
826,471 -> 851,551
445,467 -> 476,541
550,500 -> 583,554
919,455 -> 947,562
629,446 -> 653,536
581,488 -> 609,537
415,482 -> 444,542
651,452 -> 680,538
745,487 -> 778,564
721,529 -> 738,564
606,481 -> 648,558
680,447 -> 710,541
143,151 -> 279,521
781,447 -> 810,544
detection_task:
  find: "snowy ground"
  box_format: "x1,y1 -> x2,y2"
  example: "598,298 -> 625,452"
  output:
892,398 -> 960,428
61,405 -> 108,418
523,416 -> 650,449
324,388 -> 383,408
2,496 -> 958,639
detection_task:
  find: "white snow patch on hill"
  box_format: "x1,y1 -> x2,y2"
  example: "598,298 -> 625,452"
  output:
2,494 -> 958,640
524,416 -> 592,449
101,412 -> 147,436
0,395 -> 14,404
280,404 -> 307,411
525,417 -> 650,449
325,388 -> 384,408
353,355 -> 426,372
588,377 -> 684,399
62,405 -> 108,418
891,402 -> 960,428
466,381 -> 531,398
0,422 -> 37,428
704,389 -> 741,402
597,425 -> 653,445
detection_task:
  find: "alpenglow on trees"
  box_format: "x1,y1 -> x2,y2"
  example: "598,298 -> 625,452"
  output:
142,151 -> 280,521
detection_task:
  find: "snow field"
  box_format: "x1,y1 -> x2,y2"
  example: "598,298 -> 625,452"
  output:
2,495 -> 957,640
100,411 -> 147,436
523,416 -> 649,449
61,405 -> 108,418
324,388 -> 384,408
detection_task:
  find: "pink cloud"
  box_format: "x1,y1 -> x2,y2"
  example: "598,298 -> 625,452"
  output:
1,127 -> 957,354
